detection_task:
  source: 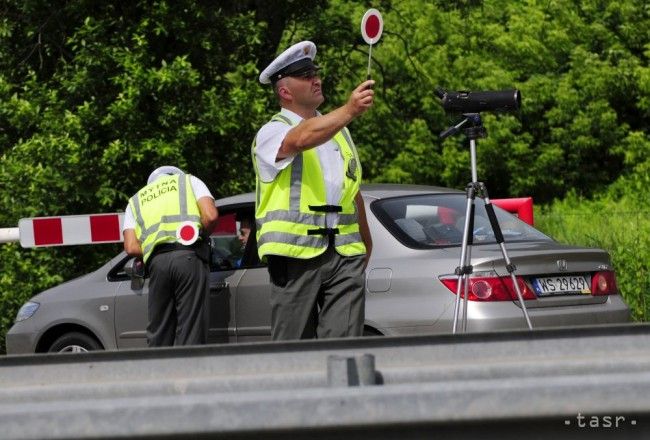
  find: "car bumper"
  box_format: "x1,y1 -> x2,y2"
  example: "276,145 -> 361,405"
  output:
377,295 -> 631,336
5,321 -> 39,354
468,295 -> 631,332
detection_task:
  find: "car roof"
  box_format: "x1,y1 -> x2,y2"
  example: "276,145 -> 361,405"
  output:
360,183 -> 463,199
214,183 -> 463,206
215,192 -> 254,206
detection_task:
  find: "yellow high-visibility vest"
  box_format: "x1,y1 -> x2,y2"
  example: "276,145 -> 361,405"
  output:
252,113 -> 365,260
129,173 -> 202,263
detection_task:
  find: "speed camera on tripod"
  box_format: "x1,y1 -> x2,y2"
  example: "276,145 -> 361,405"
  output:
435,87 -> 521,113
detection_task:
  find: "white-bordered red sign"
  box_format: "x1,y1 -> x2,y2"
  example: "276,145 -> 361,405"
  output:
176,221 -> 199,246
361,8 -> 383,45
361,8 -> 383,81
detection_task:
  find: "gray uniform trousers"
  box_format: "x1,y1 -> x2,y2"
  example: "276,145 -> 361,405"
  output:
147,248 -> 209,347
268,244 -> 365,340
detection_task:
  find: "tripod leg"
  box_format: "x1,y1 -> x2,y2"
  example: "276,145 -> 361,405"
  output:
453,186 -> 476,334
462,203 -> 474,333
453,272 -> 468,334
483,194 -> 534,330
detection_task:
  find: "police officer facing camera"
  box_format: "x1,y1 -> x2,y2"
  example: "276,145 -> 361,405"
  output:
253,41 -> 374,341
123,166 -> 218,347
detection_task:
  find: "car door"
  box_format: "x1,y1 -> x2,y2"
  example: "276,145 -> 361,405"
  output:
113,253 -> 238,348
209,203 -> 272,342
113,258 -> 149,349
207,268 -> 239,343
234,266 -> 272,342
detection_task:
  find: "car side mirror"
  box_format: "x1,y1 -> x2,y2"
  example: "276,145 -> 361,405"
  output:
124,257 -> 146,291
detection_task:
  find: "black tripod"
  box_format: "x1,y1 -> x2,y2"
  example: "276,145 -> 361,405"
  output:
441,114 -> 533,333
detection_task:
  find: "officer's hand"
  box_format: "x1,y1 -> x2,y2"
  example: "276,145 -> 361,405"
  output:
346,80 -> 375,117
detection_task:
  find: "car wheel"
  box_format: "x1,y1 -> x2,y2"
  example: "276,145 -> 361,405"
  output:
48,332 -> 102,353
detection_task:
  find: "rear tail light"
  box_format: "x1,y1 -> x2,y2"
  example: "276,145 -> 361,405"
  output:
439,271 -> 536,302
591,271 -> 618,295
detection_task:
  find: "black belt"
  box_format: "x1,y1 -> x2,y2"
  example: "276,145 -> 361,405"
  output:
307,227 -> 340,236
152,241 -> 201,255
308,204 -> 342,213
148,240 -> 210,266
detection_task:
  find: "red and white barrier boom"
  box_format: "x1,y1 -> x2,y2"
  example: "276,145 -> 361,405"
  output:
0,198 -> 532,248
14,213 -> 124,247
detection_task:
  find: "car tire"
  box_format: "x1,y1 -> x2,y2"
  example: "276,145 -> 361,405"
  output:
48,332 -> 102,353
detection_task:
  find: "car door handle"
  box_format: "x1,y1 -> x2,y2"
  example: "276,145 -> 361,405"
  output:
212,281 -> 229,289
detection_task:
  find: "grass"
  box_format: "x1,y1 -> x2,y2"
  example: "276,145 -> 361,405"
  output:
535,198 -> 649,322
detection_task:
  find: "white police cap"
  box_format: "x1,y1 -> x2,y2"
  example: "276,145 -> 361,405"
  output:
147,166 -> 184,185
259,41 -> 319,85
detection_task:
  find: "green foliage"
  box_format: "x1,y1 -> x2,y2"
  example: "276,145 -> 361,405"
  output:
536,191 -> 650,322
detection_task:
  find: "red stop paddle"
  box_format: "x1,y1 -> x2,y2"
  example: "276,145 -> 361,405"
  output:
361,8 -> 384,81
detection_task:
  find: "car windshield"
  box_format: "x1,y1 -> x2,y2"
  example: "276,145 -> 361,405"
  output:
372,193 -> 552,249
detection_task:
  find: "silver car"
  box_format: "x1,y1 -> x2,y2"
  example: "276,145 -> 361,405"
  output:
6,184 -> 631,353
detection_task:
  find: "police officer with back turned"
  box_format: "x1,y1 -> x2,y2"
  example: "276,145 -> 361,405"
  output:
253,41 -> 374,341
123,166 -> 218,347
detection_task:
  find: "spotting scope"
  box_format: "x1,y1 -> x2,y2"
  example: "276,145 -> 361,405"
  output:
435,88 -> 521,113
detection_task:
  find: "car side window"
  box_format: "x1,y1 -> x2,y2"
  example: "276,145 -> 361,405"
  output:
388,201 -> 464,246
372,194 -> 551,249
209,210 -> 262,271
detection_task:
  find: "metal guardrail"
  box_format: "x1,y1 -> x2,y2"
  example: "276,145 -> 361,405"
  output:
2,324 -> 650,439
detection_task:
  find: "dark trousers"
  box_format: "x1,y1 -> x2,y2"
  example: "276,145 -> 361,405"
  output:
268,246 -> 365,341
147,249 -> 209,347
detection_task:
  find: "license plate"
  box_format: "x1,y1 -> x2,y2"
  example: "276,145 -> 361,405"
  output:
532,275 -> 591,296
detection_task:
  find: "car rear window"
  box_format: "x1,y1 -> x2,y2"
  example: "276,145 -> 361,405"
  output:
371,194 -> 552,249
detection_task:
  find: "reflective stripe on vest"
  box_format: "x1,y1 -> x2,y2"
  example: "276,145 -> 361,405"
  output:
252,113 -> 365,259
129,173 -> 202,262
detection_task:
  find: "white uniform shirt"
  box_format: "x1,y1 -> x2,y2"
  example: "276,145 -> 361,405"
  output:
122,175 -> 213,231
254,108 -> 344,227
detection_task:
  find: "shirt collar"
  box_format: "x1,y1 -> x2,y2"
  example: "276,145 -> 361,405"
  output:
280,107 -> 322,124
